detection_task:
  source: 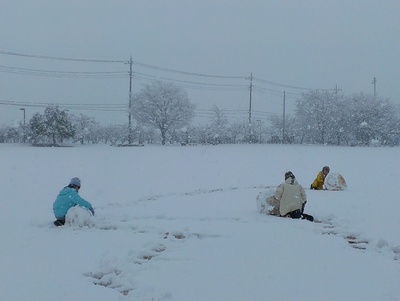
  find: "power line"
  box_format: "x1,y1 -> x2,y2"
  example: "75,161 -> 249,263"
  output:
253,76 -> 312,90
252,87 -> 302,101
1,49 -> 336,93
253,76 -> 336,92
132,61 -> 245,79
0,65 -> 128,78
159,77 -> 247,88
0,49 -> 245,79
0,64 -> 248,93
0,99 -> 127,112
1,48 -> 339,123
0,50 -> 126,63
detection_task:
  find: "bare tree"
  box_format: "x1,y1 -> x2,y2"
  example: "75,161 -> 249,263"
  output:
268,115 -> 296,144
209,106 -> 229,144
294,90 -> 337,144
101,124 -> 129,146
132,81 -> 195,145
72,113 -> 99,144
293,91 -> 400,146
348,93 -> 398,146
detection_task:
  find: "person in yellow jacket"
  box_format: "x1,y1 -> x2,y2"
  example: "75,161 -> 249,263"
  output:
310,166 -> 330,190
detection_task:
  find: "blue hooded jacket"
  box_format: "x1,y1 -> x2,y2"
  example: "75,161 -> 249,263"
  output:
53,186 -> 94,219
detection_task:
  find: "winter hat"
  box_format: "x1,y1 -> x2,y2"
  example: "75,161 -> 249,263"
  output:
323,166 -> 330,173
69,177 -> 81,188
285,171 -> 295,180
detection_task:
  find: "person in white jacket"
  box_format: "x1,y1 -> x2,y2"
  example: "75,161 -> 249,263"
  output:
274,171 -> 308,219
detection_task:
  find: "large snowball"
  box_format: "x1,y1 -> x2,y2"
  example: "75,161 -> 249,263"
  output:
65,206 -> 94,227
325,173 -> 347,191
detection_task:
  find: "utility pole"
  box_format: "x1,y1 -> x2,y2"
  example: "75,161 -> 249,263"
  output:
128,56 -> 133,144
371,77 -> 377,97
248,73 -> 253,125
282,91 -> 286,144
20,108 -> 25,125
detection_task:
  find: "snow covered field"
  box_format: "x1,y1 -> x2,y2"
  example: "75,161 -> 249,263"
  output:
1,143 -> 399,301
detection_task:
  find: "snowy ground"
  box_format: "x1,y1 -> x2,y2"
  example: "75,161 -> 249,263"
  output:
1,143 -> 399,301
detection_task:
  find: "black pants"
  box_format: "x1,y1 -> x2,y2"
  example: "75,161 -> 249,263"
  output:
289,209 -> 302,219
286,209 -> 314,221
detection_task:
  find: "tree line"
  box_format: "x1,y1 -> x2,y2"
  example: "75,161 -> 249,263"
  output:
1,81 -> 399,146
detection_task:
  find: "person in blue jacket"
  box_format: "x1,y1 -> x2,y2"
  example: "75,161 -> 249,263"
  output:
53,177 -> 94,226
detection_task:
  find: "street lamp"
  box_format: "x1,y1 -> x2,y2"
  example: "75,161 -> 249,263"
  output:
20,108 -> 26,125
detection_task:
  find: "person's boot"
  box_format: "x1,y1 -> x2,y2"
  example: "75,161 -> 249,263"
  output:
301,214 -> 314,222
53,219 -> 65,226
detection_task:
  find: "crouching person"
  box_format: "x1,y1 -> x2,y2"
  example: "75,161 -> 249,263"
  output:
274,171 -> 313,221
310,166 -> 330,190
53,177 -> 95,226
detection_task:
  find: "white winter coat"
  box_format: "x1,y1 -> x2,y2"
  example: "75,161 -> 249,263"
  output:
274,177 -> 307,216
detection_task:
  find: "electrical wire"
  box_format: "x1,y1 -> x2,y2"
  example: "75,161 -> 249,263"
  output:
0,65 -> 128,78
0,99 -> 127,112
0,49 -> 332,92
0,50 -> 126,63
0,49 -> 336,121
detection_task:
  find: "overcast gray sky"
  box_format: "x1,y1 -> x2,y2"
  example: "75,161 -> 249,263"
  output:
1,0 -> 399,126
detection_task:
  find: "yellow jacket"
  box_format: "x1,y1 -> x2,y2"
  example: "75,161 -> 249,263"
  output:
311,171 -> 325,190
